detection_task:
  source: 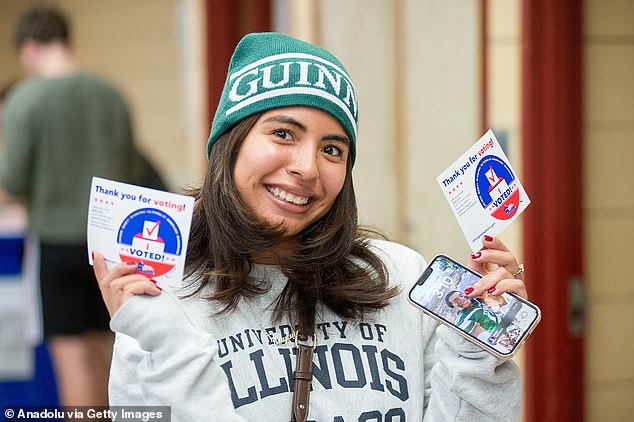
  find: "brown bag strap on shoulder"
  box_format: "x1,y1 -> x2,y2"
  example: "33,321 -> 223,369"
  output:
291,332 -> 315,422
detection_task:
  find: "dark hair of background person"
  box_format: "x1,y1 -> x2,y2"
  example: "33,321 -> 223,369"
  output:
445,290 -> 461,308
13,5 -> 70,51
185,113 -> 399,335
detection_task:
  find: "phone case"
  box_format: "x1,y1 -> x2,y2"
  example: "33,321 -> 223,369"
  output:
408,254 -> 541,358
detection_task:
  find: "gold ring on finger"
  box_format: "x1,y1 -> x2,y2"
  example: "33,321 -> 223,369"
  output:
511,264 -> 524,278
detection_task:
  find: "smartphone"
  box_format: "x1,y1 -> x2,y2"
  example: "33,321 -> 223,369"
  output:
408,254 -> 541,358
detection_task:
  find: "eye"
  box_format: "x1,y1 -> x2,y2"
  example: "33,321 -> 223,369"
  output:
322,144 -> 343,157
273,129 -> 292,140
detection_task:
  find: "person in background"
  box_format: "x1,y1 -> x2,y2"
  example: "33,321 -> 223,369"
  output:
93,32 -> 529,421
0,5 -> 163,406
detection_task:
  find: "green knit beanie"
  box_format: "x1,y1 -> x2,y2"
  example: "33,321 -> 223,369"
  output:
207,32 -> 358,164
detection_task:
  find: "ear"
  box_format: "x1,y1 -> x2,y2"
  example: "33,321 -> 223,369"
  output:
19,38 -> 40,53
19,39 -> 41,73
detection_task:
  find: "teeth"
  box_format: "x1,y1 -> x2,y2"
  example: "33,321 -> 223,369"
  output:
268,187 -> 309,205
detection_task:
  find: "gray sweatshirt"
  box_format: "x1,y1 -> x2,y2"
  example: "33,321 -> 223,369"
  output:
109,239 -> 521,421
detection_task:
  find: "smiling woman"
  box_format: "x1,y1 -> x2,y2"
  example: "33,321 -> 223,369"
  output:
92,32 -> 527,422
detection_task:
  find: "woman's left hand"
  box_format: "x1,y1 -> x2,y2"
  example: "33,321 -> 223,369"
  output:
465,235 -> 527,300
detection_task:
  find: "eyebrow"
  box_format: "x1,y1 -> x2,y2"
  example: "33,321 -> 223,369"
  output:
262,115 -> 307,131
324,133 -> 350,145
262,114 -> 350,145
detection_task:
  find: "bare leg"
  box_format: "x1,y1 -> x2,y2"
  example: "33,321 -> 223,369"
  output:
86,330 -> 114,404
47,331 -> 114,406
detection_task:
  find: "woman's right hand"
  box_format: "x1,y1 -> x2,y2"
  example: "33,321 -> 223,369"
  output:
93,251 -> 162,318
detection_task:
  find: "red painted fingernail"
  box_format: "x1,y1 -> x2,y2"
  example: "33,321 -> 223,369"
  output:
471,251 -> 481,259
126,261 -> 137,266
488,287 -> 496,293
484,235 -> 493,242
150,279 -> 157,284
464,286 -> 475,295
91,251 -> 95,260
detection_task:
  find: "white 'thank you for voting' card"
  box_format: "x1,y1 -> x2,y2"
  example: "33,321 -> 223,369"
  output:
437,130 -> 531,252
87,177 -> 194,286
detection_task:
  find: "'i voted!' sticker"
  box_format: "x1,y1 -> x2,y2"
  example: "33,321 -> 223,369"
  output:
475,156 -> 521,220
117,208 -> 183,278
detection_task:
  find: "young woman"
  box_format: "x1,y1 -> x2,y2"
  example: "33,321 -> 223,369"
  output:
94,32 -> 528,421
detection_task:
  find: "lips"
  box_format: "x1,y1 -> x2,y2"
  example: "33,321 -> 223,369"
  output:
266,186 -> 311,206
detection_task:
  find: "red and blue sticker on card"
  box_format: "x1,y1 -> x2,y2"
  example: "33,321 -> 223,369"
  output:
117,208 -> 183,278
475,156 -> 521,221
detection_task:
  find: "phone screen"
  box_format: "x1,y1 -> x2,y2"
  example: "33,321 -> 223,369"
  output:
408,255 -> 540,357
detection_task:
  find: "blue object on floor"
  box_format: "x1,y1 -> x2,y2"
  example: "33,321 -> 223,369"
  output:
0,343 -> 59,406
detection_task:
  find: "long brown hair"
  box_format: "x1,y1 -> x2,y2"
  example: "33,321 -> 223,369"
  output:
185,113 -> 398,334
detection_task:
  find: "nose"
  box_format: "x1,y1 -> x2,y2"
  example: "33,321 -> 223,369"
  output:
287,147 -> 318,180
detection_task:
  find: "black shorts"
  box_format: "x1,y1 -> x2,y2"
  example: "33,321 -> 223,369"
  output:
39,243 -> 110,336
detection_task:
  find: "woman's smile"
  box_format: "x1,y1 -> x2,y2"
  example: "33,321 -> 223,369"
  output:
266,185 -> 312,206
